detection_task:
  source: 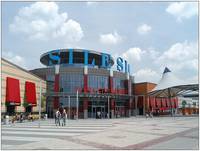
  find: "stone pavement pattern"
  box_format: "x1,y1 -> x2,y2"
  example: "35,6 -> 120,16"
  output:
1,116 -> 199,150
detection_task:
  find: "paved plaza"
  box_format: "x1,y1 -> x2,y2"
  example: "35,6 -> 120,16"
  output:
1,116 -> 199,150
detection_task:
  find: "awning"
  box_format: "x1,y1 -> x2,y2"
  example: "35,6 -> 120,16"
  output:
174,98 -> 178,108
6,77 -> 21,105
171,98 -> 178,108
149,97 -> 155,108
166,99 -> 171,107
25,81 -> 37,106
161,98 -> 166,107
156,98 -> 161,108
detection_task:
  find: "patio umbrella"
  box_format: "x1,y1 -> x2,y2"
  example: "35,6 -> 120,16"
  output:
148,67 -> 198,116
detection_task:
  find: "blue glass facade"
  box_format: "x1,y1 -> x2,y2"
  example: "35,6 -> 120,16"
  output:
88,75 -> 108,89
113,77 -> 126,89
59,73 -> 84,93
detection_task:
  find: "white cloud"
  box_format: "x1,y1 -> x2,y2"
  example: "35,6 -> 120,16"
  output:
166,2 -> 198,21
9,2 -> 83,42
148,49 -> 160,60
2,51 -> 27,68
186,75 -> 198,84
122,47 -> 144,62
99,31 -> 122,45
137,24 -> 152,35
157,41 -> 198,72
134,68 -> 160,83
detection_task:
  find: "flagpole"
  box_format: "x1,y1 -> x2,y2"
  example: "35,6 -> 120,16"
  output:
38,80 -> 41,128
76,90 -> 79,120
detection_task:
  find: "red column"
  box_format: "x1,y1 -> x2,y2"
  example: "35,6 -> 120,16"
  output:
54,74 -> 59,109
109,70 -> 113,93
54,65 -> 60,110
109,76 -> 113,93
84,75 -> 88,93
110,99 -> 115,118
111,99 -> 115,110
83,99 -> 88,110
83,66 -> 89,118
84,66 -> 88,93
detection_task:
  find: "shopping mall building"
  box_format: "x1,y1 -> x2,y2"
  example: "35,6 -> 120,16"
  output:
2,48 -> 180,118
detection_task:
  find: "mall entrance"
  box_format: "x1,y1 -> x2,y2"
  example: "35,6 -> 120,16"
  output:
88,99 -> 107,118
91,106 -> 106,118
115,106 -> 125,118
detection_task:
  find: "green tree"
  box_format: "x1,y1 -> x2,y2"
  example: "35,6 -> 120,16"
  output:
23,101 -> 29,108
41,96 -> 46,108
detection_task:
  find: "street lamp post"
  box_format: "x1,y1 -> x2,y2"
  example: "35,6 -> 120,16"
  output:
68,95 -> 70,120
168,88 -> 173,117
38,80 -> 42,128
108,96 -> 110,119
76,90 -> 79,120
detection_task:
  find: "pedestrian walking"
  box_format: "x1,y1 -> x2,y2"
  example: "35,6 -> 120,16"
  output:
55,109 -> 61,126
97,111 -> 100,119
20,113 -> 23,123
150,111 -> 153,118
106,112 -> 109,119
54,111 -> 57,124
145,111 -> 149,118
61,109 -> 67,126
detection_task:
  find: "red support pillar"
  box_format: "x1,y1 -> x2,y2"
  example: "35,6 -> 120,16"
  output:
54,73 -> 60,109
83,66 -> 88,118
84,75 -> 88,93
83,99 -> 88,119
109,70 -> 113,93
110,99 -> 115,118
127,74 -> 132,116
126,99 -> 132,117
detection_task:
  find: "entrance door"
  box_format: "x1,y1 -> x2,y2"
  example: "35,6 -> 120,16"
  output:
92,106 -> 105,118
92,107 -> 96,118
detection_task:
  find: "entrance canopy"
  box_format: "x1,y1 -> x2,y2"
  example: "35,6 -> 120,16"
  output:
148,67 -> 199,97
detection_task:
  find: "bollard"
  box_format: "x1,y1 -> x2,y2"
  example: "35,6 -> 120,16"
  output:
5,115 -> 9,125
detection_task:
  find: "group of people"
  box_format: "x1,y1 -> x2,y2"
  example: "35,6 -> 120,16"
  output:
145,110 -> 153,118
10,113 -> 24,124
96,111 -> 110,119
55,108 -> 67,126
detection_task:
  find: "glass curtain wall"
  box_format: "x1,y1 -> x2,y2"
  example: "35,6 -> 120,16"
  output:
88,75 -> 108,90
60,73 -> 84,93
113,77 -> 126,89
59,73 -> 84,115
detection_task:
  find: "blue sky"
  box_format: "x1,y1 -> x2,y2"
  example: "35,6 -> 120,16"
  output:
2,1 -> 198,83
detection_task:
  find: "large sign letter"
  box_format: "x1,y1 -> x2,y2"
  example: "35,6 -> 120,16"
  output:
117,57 -> 123,71
101,53 -> 111,68
69,49 -> 73,65
84,50 -> 89,65
48,50 -> 60,65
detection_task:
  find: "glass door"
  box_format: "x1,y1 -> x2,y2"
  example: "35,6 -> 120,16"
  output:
92,106 -> 96,118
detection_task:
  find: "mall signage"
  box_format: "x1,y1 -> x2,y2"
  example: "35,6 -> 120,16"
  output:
48,49 -> 130,73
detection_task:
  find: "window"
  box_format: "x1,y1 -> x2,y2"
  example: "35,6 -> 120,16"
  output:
113,77 -> 126,89
88,75 -> 108,89
59,73 -> 84,93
